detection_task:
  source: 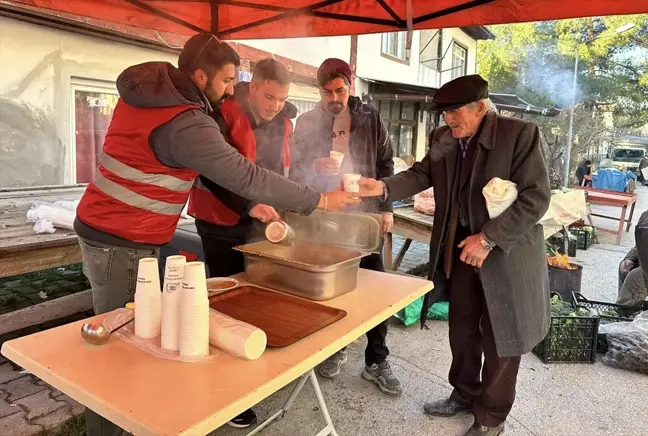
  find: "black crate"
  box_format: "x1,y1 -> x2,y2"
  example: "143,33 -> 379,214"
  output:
572,292 -> 642,322
549,234 -> 577,257
532,312 -> 599,364
572,292 -> 642,353
569,228 -> 595,250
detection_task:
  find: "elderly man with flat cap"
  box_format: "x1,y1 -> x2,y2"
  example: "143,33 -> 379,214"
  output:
358,74 -> 551,436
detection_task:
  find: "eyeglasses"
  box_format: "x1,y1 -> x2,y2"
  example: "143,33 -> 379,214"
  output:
192,34 -> 221,66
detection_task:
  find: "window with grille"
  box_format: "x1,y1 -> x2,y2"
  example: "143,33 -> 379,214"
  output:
451,42 -> 468,80
381,32 -> 408,60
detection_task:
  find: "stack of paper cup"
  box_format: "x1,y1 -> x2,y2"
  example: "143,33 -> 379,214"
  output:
160,255 -> 186,351
179,261 -> 210,358
134,258 -> 162,339
329,151 -> 344,173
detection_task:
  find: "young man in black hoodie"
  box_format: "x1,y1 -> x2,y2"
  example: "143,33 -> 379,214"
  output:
188,58 -> 296,279
186,58 -> 296,428
290,58 -> 401,396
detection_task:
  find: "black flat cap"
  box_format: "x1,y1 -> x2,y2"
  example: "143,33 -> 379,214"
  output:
431,74 -> 489,111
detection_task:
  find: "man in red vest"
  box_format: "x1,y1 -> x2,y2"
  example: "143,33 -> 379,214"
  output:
75,34 -> 357,436
188,58 -> 295,279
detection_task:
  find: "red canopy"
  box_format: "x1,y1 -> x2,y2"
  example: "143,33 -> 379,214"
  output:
6,0 -> 648,40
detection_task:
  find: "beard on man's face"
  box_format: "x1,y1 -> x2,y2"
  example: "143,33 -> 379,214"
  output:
327,102 -> 344,115
203,77 -> 230,107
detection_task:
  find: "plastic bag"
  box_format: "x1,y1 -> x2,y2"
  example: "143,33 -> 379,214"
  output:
26,202 -> 76,231
395,298 -> 449,326
414,187 -> 435,216
482,177 -> 517,219
32,219 -> 55,234
600,310 -> 648,374
106,308 -> 219,363
539,190 -> 586,227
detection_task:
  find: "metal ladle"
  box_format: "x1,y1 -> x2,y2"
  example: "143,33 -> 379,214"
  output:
81,317 -> 134,346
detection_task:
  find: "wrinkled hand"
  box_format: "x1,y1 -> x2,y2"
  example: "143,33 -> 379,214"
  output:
319,191 -> 361,211
249,204 -> 280,223
357,177 -> 385,197
458,233 -> 490,268
381,212 -> 393,233
313,157 -> 341,175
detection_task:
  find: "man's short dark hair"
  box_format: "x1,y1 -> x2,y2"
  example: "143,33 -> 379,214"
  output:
178,33 -> 240,75
318,72 -> 350,88
585,160 -> 592,165
252,59 -> 291,86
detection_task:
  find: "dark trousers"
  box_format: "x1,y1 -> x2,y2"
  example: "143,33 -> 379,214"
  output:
447,252 -> 521,427
200,235 -> 246,278
341,252 -> 389,365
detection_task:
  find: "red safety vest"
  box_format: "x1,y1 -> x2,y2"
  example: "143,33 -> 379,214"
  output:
187,99 -> 292,226
76,99 -> 199,245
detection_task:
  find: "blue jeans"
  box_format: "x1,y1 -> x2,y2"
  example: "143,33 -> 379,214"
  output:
78,237 -> 159,315
78,237 -> 159,436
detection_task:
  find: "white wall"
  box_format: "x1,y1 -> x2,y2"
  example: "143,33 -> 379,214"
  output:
240,36 -> 351,68
355,32 -> 431,87
439,28 -> 478,85
0,17 -> 178,188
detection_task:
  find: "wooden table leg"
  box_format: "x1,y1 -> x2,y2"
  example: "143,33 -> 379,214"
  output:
627,201 -> 637,232
616,206 -> 627,245
384,232 -> 393,270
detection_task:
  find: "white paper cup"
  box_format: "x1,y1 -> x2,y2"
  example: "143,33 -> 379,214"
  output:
342,173 -> 361,193
182,262 -> 208,300
265,220 -> 295,245
179,261 -> 210,357
161,256 -> 186,351
134,258 -> 161,339
179,303 -> 210,357
329,151 -> 345,173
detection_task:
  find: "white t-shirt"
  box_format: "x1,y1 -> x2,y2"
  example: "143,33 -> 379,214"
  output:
328,107 -> 354,190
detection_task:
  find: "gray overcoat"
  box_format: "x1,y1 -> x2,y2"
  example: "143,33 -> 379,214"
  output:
384,111 -> 551,357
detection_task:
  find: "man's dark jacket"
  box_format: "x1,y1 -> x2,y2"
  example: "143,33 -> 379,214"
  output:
383,111 -> 551,357
290,96 -> 394,213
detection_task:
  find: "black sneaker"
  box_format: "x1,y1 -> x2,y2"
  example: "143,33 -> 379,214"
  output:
227,409 -> 257,428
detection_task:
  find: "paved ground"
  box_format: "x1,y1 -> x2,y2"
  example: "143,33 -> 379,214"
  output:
2,187 -> 648,436
212,187 -> 648,436
0,267 -> 91,435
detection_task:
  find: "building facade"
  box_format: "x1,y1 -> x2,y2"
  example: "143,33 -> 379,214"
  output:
0,7 -> 490,190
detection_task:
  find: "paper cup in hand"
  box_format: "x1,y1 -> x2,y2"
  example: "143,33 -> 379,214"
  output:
342,173 -> 361,193
329,151 -> 345,173
161,255 -> 186,351
134,258 -> 162,339
179,261 -> 210,357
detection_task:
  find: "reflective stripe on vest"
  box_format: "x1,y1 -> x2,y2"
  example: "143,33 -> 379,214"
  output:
100,153 -> 194,192
92,169 -> 185,216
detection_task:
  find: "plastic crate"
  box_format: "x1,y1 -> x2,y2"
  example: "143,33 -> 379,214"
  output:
533,295 -> 599,363
548,234 -> 577,257
569,227 -> 595,250
572,292 -> 642,353
572,292 -> 642,322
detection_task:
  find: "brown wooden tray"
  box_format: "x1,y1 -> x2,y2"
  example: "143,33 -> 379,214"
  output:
208,285 -> 347,348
